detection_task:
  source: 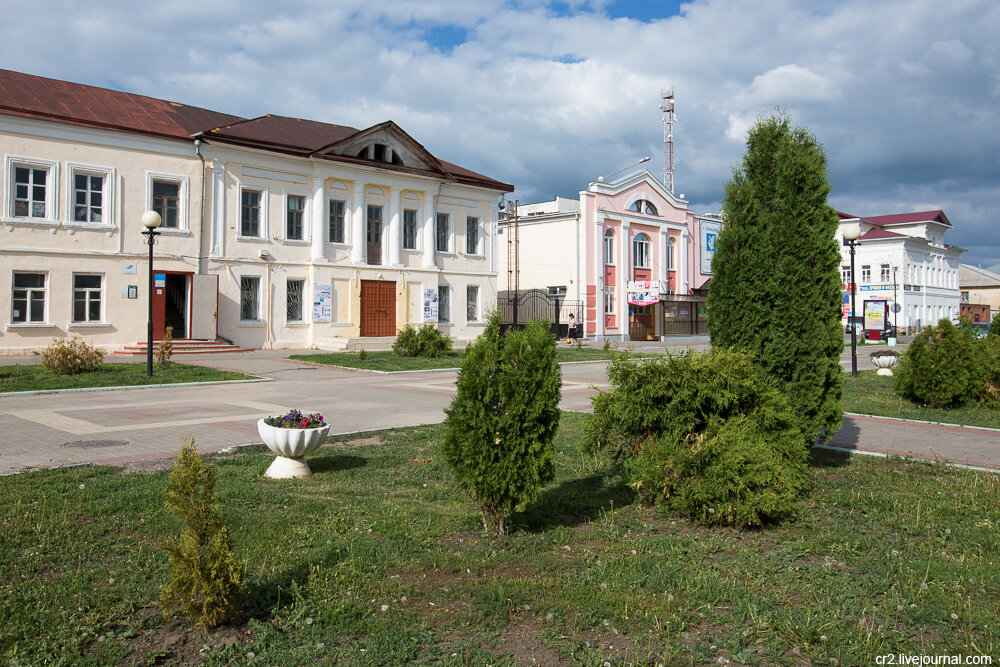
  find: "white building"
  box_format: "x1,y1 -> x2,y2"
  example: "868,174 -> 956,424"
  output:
837,210 -> 964,334
0,69 -> 512,354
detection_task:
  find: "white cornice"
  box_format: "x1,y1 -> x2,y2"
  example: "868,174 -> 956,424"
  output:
0,113 -> 197,158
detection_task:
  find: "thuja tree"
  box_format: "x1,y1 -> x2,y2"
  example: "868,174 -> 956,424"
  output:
442,311 -> 561,535
707,112 -> 843,447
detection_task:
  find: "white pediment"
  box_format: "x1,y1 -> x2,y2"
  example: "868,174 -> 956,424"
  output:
320,123 -> 441,173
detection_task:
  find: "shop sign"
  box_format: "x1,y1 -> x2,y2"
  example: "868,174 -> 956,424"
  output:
697,307 -> 707,315
864,300 -> 887,330
423,288 -> 439,322
626,280 -> 660,306
700,220 -> 721,274
312,284 -> 332,322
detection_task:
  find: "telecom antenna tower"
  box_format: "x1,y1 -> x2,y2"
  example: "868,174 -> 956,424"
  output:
660,88 -> 676,193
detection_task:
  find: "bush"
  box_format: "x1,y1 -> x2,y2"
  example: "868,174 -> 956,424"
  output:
160,437 -> 242,629
584,349 -> 808,527
988,311 -> 1000,340
155,326 -> 174,371
442,311 -> 561,535
980,337 -> 1000,406
894,318 -> 983,408
40,335 -> 104,375
393,324 -> 453,358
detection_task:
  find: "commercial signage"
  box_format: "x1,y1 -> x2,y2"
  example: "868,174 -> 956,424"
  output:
700,220 -> 721,275
423,287 -> 439,322
626,280 -> 660,306
154,273 -> 166,288
864,300 -> 887,330
312,284 -> 332,322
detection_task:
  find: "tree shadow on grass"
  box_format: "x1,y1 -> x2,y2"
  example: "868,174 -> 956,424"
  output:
809,447 -> 853,468
308,454 -> 367,473
516,468 -> 636,532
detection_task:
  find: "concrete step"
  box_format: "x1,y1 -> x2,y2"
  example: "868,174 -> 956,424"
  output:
315,337 -> 397,352
112,339 -> 254,355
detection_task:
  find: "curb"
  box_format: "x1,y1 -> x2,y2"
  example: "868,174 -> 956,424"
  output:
844,412 -> 1000,433
812,443 -> 1000,474
0,376 -> 272,398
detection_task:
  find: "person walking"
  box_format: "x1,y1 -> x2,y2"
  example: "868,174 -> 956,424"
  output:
567,313 -> 578,344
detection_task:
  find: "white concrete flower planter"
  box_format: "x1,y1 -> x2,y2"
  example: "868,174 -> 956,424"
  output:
257,419 -> 330,479
871,354 -> 899,376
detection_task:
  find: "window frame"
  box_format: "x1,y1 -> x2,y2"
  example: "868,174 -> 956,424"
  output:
632,233 -> 650,269
438,284 -> 451,323
603,285 -> 615,315
603,229 -> 615,266
465,216 -> 480,255
436,213 -> 450,253
146,172 -> 189,232
466,284 -> 479,322
880,264 -> 891,283
5,156 -> 59,226
666,237 -> 676,271
328,198 -> 346,244
402,208 -> 418,250
11,271 -> 47,324
284,191 -> 307,242
238,186 -> 266,239
66,163 -> 115,228
286,278 -> 305,323
628,199 -> 659,216
72,273 -> 104,323
861,265 -> 871,283
239,275 -> 262,323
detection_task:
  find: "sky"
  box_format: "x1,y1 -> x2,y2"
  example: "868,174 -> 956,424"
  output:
3,0 -> 998,265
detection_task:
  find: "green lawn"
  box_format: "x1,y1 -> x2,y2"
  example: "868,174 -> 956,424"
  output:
291,346 -> 620,371
0,362 -> 256,393
1,413 -> 997,665
843,370 -> 1000,429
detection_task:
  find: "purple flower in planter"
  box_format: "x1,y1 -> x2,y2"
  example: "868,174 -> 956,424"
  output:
264,409 -> 327,429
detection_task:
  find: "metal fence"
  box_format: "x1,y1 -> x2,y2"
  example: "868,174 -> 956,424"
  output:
497,290 -> 583,338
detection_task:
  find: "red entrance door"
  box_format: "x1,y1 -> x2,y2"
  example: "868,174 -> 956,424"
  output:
360,280 -> 396,337
151,271 -> 191,339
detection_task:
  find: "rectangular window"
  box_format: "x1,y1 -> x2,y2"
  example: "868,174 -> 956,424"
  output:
240,276 -> 260,321
72,274 -> 102,322
241,189 -> 262,237
604,286 -> 615,315
467,285 -> 479,322
12,272 -> 46,323
861,265 -> 871,283
287,279 -> 304,322
603,232 -> 615,265
286,195 -> 305,240
961,290 -> 970,303
880,264 -> 890,282
466,217 -> 479,254
547,285 -> 567,297
841,266 -> 851,284
436,213 -> 450,252
329,199 -> 345,243
13,166 -> 48,218
153,180 -> 180,228
633,236 -> 650,269
367,205 -> 383,265
403,209 -> 417,250
73,173 -> 104,223
438,285 -> 450,323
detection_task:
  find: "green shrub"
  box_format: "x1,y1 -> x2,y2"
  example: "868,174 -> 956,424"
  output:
393,324 -> 453,358
358,348 -> 368,361
160,437 -> 242,629
602,339 -> 611,352
976,336 -> 1000,406
155,326 -> 174,371
988,311 -> 1000,340
894,318 -> 983,408
442,311 -> 561,534
40,335 -> 104,375
584,349 -> 807,527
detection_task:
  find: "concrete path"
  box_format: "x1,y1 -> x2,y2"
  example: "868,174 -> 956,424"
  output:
1,343 -> 997,474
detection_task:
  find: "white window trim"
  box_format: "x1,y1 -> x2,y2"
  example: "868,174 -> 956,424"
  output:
633,233 -> 651,269
466,284 -> 480,323
282,188 -> 310,244
239,275 -> 263,324
604,285 -> 615,315
146,171 -> 190,234
438,284 -> 451,324
327,197 -> 349,246
10,270 -> 49,325
402,207 -> 420,252
71,272 -> 105,324
4,155 -> 59,228
286,277 -> 306,323
65,163 -> 116,230
237,184 -> 268,241
603,229 -> 615,266
435,212 -> 451,254
465,216 -> 482,256
666,238 -> 676,271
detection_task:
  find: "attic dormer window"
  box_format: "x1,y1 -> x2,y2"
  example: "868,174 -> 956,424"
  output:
374,143 -> 387,162
356,147 -> 369,160
629,199 -> 658,216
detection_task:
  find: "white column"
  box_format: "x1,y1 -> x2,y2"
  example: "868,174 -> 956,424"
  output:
351,182 -> 365,264
660,230 -> 668,287
619,221 -> 629,339
597,219 -> 605,339
422,191 -> 436,269
680,228 -> 689,294
310,176 -> 325,261
388,186 -> 401,266
210,162 -> 226,257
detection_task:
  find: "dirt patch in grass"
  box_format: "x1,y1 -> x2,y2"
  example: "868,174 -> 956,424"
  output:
120,459 -> 175,474
112,615 -> 253,666
342,435 -> 382,448
499,620 -> 562,665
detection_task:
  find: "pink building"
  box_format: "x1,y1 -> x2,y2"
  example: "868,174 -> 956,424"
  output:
499,170 -> 720,340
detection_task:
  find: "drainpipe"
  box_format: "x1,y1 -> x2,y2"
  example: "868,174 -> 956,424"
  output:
193,133 -> 206,275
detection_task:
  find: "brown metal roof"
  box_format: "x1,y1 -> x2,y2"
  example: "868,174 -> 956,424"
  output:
206,114 -> 359,154
0,68 -> 243,141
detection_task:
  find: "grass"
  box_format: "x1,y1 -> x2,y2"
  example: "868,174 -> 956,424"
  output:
0,362 -> 255,393
843,370 -> 1000,429
291,345 -> 620,371
1,413 -> 998,665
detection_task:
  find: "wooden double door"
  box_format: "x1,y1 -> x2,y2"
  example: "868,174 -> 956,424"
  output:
360,280 -> 396,337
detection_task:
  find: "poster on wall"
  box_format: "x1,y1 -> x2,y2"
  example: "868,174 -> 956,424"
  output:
423,287 -> 439,322
626,280 -> 660,305
700,220 -> 721,275
864,300 -> 887,330
312,284 -> 332,322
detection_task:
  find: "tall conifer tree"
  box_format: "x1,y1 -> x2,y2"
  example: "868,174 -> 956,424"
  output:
707,112 -> 843,446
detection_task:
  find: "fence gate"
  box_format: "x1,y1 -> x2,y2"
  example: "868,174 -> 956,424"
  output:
498,290 -> 582,338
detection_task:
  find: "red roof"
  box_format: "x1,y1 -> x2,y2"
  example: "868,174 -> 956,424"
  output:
863,210 -> 951,228
860,227 -> 907,240
206,115 -> 359,155
0,68 -> 242,140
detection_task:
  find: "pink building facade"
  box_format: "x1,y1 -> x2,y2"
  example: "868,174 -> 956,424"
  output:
500,170 -> 720,340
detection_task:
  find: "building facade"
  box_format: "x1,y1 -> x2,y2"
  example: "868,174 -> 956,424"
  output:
0,69 -> 511,354
837,210 -> 964,334
959,264 -> 1000,321
499,170 -> 719,340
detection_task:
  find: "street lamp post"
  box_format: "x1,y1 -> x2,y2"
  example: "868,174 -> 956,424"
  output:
843,222 -> 861,376
141,211 -> 162,377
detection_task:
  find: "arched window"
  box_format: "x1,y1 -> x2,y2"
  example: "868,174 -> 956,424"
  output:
666,237 -> 675,270
633,233 -> 650,269
603,229 -> 615,265
628,199 -> 659,216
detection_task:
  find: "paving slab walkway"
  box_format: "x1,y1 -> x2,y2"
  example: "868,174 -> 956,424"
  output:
1,345 -> 997,474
